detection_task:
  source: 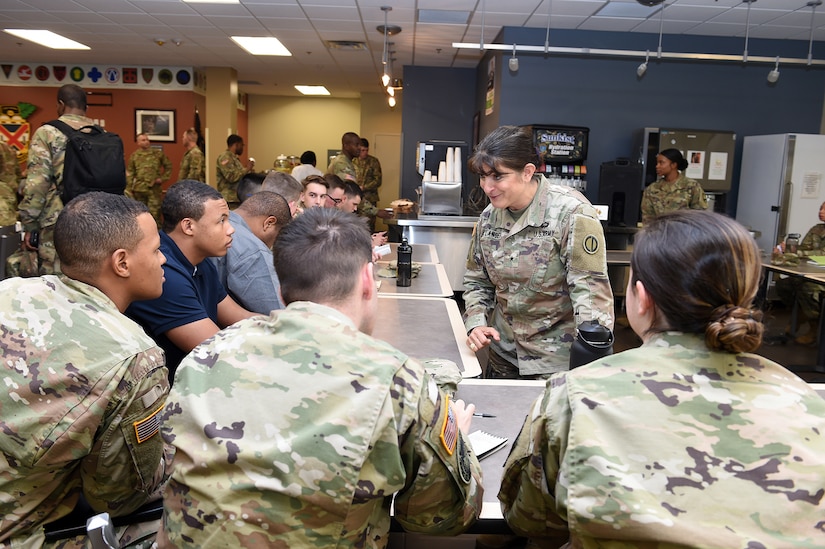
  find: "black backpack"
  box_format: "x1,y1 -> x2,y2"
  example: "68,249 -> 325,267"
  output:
46,119 -> 127,204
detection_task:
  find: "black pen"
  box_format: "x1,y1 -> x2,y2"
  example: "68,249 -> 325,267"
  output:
473,413 -> 496,418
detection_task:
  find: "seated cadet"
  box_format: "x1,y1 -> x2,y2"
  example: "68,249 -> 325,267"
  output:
126,179 -> 257,380
775,200 -> 825,344
324,172 -> 347,208
262,170 -> 302,216
158,208 -> 483,547
0,193 -> 171,547
500,210 -> 825,548
235,171 -> 266,204
213,191 -> 291,314
298,173 -> 328,210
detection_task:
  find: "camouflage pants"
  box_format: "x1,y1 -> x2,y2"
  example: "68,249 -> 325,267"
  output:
37,225 -> 60,275
485,349 -> 551,380
776,275 -> 821,320
130,187 -> 163,226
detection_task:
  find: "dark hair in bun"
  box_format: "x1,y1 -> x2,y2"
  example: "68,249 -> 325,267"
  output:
659,148 -> 689,171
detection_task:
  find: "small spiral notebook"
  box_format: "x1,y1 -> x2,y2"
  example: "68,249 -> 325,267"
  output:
468,430 -> 509,460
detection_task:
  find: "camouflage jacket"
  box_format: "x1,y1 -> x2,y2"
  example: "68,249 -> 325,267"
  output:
0,275 -> 170,544
0,141 -> 21,226
640,174 -> 707,223
328,153 -> 357,182
354,155 -> 382,199
179,146 -> 205,183
215,150 -> 247,204
797,223 -> 825,256
463,175 -> 614,375
159,301 -> 482,548
499,332 -> 825,548
127,148 -> 172,193
18,113 -> 93,232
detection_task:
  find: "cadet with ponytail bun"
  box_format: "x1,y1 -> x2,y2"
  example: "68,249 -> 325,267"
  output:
640,147 -> 708,223
500,209 -> 825,547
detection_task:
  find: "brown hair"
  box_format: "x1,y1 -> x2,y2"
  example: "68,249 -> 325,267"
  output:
468,125 -> 540,178
631,210 -> 764,353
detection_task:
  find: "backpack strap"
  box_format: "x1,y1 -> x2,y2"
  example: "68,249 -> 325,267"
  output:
45,119 -> 75,136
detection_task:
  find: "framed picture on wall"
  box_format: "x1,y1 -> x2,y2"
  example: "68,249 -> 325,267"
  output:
135,109 -> 176,142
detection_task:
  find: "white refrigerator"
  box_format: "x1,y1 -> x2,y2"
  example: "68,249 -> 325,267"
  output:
736,133 -> 825,256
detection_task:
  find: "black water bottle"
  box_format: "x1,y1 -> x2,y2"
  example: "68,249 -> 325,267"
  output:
569,320 -> 614,369
396,239 -> 412,287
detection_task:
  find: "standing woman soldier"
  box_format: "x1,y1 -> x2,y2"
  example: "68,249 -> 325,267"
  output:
640,147 -> 707,223
462,125 -> 614,379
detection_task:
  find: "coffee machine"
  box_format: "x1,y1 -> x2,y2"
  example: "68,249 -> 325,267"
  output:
417,140 -> 468,215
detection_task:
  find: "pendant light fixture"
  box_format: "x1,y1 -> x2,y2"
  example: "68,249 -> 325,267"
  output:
377,6 -> 401,105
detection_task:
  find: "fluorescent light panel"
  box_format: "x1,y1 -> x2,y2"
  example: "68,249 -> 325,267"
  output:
295,85 -> 330,96
231,36 -> 291,56
4,29 -> 89,50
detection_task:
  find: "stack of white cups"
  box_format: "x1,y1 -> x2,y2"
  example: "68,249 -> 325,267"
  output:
423,147 -> 463,183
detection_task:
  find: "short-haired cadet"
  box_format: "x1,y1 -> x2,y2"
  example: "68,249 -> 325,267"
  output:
0,193 -> 171,547
159,207 -> 483,547
126,179 -> 257,380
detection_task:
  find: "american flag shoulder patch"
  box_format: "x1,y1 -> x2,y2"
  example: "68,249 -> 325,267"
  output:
440,396 -> 457,455
134,404 -> 164,444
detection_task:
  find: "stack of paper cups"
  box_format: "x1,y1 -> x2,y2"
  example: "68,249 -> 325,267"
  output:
454,147 -> 462,183
438,161 -> 447,182
422,170 -> 432,182
445,147 -> 454,182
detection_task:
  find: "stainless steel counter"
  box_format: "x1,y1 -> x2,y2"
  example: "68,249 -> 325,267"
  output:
376,262 -> 452,298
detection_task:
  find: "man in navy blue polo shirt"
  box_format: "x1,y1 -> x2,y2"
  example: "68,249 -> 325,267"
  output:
127,179 -> 257,380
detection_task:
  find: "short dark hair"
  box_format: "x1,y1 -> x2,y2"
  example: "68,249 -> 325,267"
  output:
162,179 -> 224,233
274,208 -> 371,305
238,191 -> 291,228
469,125 -> 540,177
237,172 -> 266,204
55,192 -> 149,278
300,150 -> 316,165
302,174 -> 328,190
262,172 -> 302,203
324,173 -> 346,194
359,138 -> 369,148
344,180 -> 362,199
631,210 -> 763,353
227,134 -> 243,148
342,132 -> 360,146
658,148 -> 689,171
57,84 -> 87,111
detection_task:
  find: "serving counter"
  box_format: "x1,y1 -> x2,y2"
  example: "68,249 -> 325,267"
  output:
384,214 -> 478,293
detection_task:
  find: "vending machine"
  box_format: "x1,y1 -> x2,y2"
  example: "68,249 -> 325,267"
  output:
523,124 -> 590,193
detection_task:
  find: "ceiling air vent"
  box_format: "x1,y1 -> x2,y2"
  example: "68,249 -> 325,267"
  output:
326,40 -> 367,51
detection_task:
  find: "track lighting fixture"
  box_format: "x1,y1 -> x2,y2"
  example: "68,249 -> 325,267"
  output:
637,50 -> 649,77
509,44 -> 519,72
767,56 -> 780,83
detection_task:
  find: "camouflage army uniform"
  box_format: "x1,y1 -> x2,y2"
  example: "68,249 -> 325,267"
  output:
500,331 -> 825,548
18,113 -> 94,275
0,275 -> 171,547
0,140 -> 21,226
158,301 -> 483,548
216,149 -> 248,208
127,148 -> 172,224
328,152 -> 357,182
178,145 -> 205,183
640,173 -> 707,223
354,154 -> 382,206
775,223 -> 825,319
463,175 -> 614,377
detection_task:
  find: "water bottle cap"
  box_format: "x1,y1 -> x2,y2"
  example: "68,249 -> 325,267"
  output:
577,320 -> 614,346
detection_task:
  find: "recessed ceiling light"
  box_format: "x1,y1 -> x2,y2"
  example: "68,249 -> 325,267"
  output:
231,36 -> 291,56
417,10 -> 470,25
4,29 -> 89,50
295,85 -> 330,96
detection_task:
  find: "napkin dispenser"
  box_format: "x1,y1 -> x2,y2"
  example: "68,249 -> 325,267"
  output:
420,180 -> 462,215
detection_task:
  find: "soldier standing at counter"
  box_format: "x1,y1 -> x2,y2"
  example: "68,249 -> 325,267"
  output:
216,134 -> 254,209
158,207 -> 482,547
463,125 -> 614,378
179,127 -> 205,182
127,132 -> 172,225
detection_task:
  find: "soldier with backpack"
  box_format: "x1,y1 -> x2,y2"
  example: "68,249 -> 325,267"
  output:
17,84 -> 126,275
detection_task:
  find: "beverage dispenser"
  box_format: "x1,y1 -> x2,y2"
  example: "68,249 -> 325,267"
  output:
416,140 -> 468,215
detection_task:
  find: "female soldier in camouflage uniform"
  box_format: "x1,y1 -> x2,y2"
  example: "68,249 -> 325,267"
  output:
640,148 -> 707,223
500,210 -> 825,548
